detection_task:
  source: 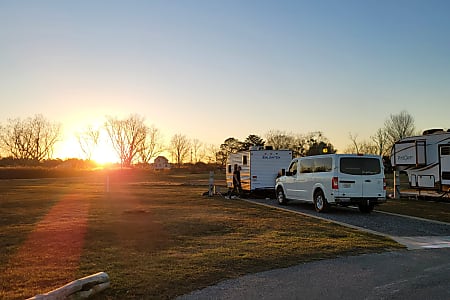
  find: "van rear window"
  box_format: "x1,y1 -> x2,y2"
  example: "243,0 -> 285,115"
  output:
340,158 -> 381,175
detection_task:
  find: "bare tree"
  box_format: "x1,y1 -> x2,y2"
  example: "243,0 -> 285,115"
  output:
191,138 -> 205,163
265,130 -> 295,150
345,133 -> 377,154
170,134 -> 191,167
0,114 -> 60,161
104,114 -> 147,167
138,125 -> 165,164
371,128 -> 389,156
348,132 -> 361,154
384,110 -> 416,148
77,125 -> 100,160
205,143 -> 219,164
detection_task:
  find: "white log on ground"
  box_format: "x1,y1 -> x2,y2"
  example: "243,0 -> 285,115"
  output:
27,272 -> 110,300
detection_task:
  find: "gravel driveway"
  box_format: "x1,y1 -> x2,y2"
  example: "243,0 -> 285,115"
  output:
246,198 -> 450,249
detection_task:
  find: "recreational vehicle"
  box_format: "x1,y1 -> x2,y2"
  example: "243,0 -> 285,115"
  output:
390,129 -> 450,192
226,148 -> 292,196
275,154 -> 386,213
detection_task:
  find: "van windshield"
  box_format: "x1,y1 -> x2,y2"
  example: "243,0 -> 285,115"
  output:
340,157 -> 381,175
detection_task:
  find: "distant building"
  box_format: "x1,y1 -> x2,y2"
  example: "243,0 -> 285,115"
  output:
153,156 -> 170,170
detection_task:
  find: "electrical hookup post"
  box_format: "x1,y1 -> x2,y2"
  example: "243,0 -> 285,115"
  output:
208,171 -> 214,197
393,168 -> 401,199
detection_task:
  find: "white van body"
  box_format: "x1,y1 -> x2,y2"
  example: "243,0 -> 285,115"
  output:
275,154 -> 386,213
226,148 -> 292,195
390,130 -> 450,191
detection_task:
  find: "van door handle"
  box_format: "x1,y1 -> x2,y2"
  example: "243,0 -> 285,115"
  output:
365,180 -> 371,182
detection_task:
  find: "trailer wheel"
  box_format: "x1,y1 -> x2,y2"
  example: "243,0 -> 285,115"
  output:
314,190 -> 328,213
276,188 -> 288,205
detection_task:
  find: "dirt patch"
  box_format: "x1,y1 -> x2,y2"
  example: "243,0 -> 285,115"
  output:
102,190 -> 170,252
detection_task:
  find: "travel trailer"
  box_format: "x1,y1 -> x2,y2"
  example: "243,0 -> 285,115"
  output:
275,154 -> 386,213
226,147 -> 292,196
390,129 -> 450,192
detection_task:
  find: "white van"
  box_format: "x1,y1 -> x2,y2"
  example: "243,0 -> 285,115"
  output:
275,154 -> 386,213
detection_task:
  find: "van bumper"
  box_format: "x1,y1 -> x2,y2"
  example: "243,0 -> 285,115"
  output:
334,197 -> 386,206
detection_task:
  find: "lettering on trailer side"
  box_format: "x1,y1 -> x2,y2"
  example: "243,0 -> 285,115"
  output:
397,155 -> 414,162
262,155 -> 281,160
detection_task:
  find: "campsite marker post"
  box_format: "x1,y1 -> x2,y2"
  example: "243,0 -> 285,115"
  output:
106,174 -> 110,193
208,171 -> 214,197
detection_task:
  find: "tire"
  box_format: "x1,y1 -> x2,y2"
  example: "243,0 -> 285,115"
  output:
276,187 -> 288,205
313,190 -> 328,213
358,203 -> 375,213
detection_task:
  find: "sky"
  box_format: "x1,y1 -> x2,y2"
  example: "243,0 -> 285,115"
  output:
1,0 -> 449,161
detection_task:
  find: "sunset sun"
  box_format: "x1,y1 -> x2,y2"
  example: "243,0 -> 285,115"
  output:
91,144 -> 119,165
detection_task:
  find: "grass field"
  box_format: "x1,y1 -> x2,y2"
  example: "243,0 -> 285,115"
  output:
382,173 -> 450,223
1,169 -> 445,299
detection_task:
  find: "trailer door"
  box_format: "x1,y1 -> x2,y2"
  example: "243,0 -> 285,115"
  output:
439,145 -> 450,187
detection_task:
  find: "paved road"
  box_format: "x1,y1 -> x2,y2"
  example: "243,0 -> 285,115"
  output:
178,198 -> 450,299
179,248 -> 450,300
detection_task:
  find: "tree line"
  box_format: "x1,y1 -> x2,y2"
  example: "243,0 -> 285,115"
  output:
0,111 -> 417,167
345,110 -> 417,156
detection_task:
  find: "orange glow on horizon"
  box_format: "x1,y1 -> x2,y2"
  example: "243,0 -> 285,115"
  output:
55,134 -> 119,164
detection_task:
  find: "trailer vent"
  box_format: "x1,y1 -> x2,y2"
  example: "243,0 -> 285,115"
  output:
442,172 -> 450,180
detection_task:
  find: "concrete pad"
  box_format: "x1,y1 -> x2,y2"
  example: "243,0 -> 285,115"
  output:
391,236 -> 450,250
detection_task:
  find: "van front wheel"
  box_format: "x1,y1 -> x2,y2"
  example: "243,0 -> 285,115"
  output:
276,188 -> 288,205
314,190 -> 328,213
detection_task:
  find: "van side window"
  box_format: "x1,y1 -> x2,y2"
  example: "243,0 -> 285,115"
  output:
314,157 -> 332,172
288,161 -> 297,175
242,155 -> 248,165
300,159 -> 313,173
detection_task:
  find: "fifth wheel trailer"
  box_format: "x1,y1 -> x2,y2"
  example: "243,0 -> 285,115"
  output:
390,129 -> 450,192
226,148 -> 292,196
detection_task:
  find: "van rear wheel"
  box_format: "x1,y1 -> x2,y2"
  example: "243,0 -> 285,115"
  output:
314,190 -> 328,213
276,188 -> 288,205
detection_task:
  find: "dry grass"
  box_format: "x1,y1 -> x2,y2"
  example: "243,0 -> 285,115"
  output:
383,172 -> 450,223
0,170 -> 406,299
378,198 -> 450,223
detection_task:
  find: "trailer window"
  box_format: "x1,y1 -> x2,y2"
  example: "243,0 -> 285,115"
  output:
227,165 -> 232,173
441,146 -> 450,156
242,155 -> 248,165
340,158 -> 381,175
